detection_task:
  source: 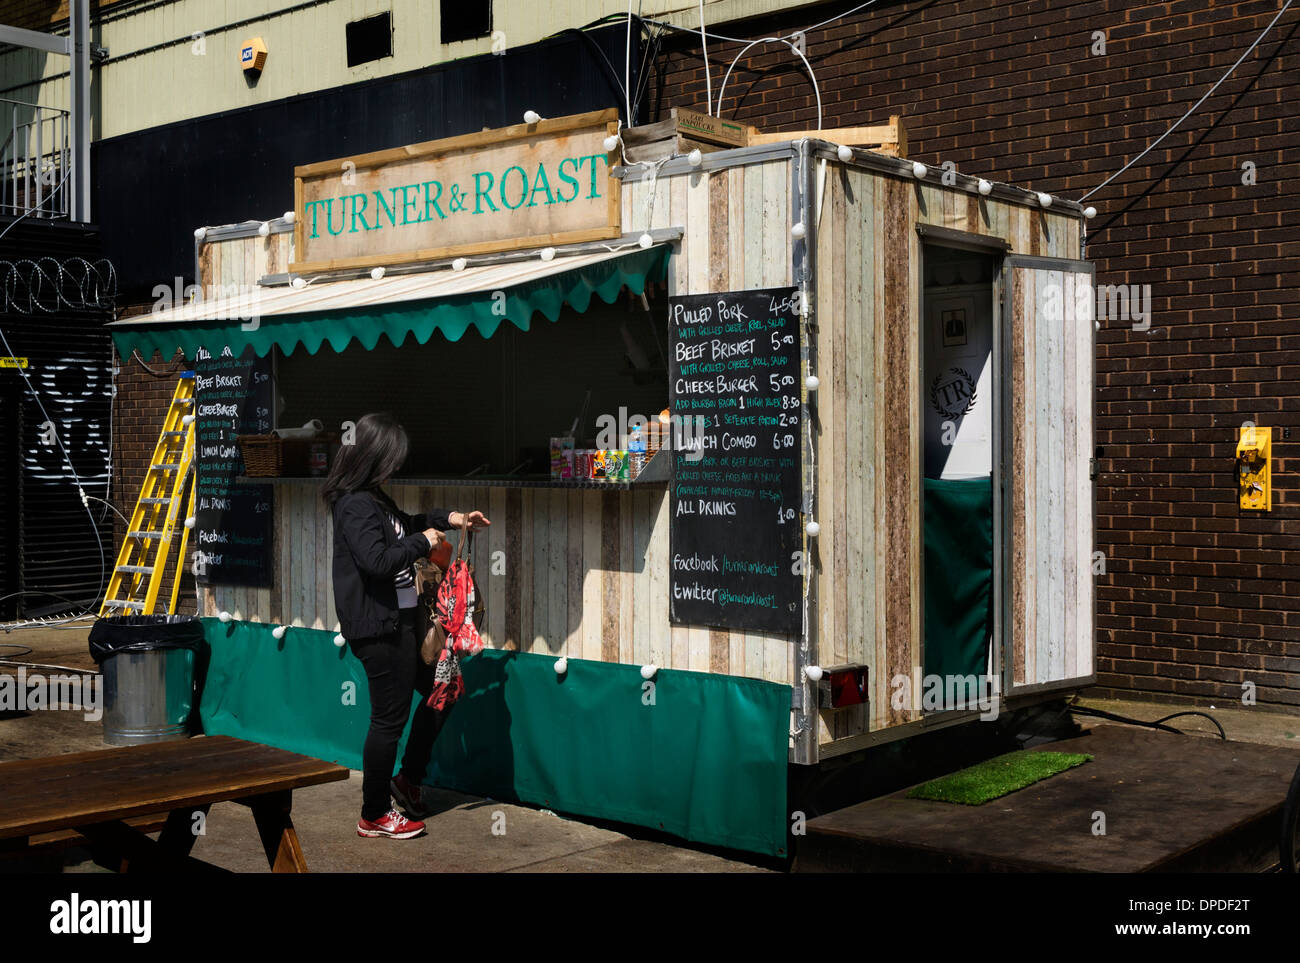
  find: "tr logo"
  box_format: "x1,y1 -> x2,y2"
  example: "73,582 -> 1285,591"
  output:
929,367 -> 977,420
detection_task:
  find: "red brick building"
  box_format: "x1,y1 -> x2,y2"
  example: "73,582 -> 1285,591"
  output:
648,0 -> 1298,709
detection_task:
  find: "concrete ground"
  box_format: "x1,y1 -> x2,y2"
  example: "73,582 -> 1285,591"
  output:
0,623 -> 769,873
4,622 -> 1297,872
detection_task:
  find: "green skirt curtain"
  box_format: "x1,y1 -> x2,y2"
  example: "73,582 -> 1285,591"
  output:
923,476 -> 994,683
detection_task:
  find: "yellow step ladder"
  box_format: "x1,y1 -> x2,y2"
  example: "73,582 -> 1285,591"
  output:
99,373 -> 198,616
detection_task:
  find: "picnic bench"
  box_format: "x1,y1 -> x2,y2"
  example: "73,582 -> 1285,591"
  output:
0,736 -> 349,872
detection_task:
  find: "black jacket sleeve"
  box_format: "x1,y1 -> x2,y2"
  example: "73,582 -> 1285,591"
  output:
336,493 -> 431,579
408,507 -> 453,532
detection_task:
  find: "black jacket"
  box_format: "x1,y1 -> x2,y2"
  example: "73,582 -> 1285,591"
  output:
330,489 -> 451,640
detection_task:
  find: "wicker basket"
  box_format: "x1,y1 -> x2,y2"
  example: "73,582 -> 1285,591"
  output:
236,434 -> 283,476
237,433 -> 340,477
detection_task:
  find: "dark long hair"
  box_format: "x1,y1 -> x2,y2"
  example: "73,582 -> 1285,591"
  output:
321,412 -> 410,507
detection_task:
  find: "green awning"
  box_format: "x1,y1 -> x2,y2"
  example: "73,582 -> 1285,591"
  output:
109,243 -> 670,361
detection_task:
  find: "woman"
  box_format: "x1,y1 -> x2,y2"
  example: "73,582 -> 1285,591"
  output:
322,412 -> 490,839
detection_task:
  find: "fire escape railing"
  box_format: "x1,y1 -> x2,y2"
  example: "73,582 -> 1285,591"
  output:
0,98 -> 71,220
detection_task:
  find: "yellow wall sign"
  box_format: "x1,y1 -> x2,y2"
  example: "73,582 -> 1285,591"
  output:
1236,426 -> 1272,511
290,109 -> 622,275
0,357 -> 29,369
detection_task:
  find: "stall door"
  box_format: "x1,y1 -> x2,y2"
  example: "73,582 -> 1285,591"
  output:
1001,256 -> 1095,694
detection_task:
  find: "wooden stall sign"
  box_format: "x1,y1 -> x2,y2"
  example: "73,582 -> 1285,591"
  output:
193,345 -> 274,587
291,109 -> 622,274
668,287 -> 803,636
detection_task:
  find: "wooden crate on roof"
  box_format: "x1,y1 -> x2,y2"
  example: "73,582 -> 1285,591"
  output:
748,115 -> 907,156
621,107 -> 749,163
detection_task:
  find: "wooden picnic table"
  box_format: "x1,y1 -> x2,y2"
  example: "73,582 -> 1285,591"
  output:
0,735 -> 349,872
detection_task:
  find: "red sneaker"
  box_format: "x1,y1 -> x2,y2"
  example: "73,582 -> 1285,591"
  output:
390,772 -> 430,819
357,808 -> 425,839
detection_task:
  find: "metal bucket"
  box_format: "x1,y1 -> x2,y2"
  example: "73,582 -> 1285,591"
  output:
101,647 -> 196,746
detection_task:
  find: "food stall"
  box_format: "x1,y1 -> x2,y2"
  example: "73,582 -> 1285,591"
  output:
108,108 -> 1096,858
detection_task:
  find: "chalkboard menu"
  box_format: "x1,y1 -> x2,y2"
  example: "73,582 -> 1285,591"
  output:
193,345 -> 274,587
668,286 -> 803,635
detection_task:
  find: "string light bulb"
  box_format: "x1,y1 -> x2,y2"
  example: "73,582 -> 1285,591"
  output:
282,211 -> 295,223
291,277 -> 306,290
452,257 -> 467,271
540,247 -> 556,261
640,664 -> 657,680
687,149 -> 703,167
1036,192 -> 1053,209
194,227 -> 207,241
334,633 -> 346,648
523,110 -> 542,124
218,611 -> 232,623
603,134 -> 621,152
805,520 -> 821,537
977,179 -> 993,196
272,625 -> 286,640
911,162 -> 927,179
257,221 -> 270,237
638,233 -> 653,249
805,665 -> 823,682
1084,206 -> 1097,219
370,266 -> 385,280
837,144 -> 853,162
554,657 -> 568,675
791,221 -> 806,240
805,374 -> 819,391
184,516 -> 196,529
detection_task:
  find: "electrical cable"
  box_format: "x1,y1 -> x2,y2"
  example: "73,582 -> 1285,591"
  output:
1070,702 -> 1227,740
642,0 -> 880,47
1149,710 -> 1228,741
715,37 -> 823,129
1079,0 -> 1296,202
697,0 -> 712,114
625,0 -> 634,123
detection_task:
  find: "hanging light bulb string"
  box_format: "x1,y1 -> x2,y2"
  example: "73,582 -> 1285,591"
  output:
1079,0 -> 1295,203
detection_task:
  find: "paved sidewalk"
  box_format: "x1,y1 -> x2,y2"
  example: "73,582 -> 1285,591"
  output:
0,623 -> 769,873
1076,695 -> 1299,750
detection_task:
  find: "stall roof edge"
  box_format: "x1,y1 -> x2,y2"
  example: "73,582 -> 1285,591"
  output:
614,139 -> 1086,218
108,241 -> 673,328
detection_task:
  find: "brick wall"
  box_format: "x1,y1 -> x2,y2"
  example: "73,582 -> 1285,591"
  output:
652,0 -> 1300,709
112,347 -> 198,615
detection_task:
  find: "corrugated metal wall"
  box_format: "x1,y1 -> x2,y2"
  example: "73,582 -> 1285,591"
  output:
0,219 -> 113,620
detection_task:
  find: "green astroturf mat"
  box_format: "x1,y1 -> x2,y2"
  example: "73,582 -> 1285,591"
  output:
907,750 -> 1093,805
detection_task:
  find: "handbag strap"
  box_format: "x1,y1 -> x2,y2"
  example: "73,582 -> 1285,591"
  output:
454,514 -> 470,563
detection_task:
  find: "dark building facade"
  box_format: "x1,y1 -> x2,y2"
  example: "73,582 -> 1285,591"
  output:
0,218 -> 113,620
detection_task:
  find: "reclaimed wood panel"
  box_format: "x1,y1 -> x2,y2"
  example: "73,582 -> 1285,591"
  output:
1007,262 -> 1094,690
1074,272 -> 1095,679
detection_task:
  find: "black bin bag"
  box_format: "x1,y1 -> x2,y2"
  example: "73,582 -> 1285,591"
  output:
88,614 -> 206,665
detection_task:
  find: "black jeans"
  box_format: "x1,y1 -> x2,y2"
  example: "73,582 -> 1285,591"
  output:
348,607 -> 453,821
